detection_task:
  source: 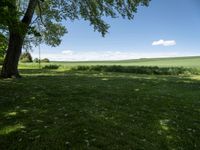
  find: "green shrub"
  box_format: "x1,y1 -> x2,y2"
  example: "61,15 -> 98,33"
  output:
42,64 -> 60,69
41,58 -> 50,63
20,57 -> 31,63
72,66 -> 90,71
71,65 -> 200,75
20,52 -> 33,63
33,58 -> 39,63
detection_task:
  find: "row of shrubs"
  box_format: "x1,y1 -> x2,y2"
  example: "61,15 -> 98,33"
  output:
33,58 -> 50,63
0,52 -> 50,64
42,64 -> 60,69
71,65 -> 200,75
0,57 -> 50,64
20,57 -> 50,63
20,52 -> 50,63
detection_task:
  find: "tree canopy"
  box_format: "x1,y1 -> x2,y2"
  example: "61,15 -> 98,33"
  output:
0,0 -> 150,49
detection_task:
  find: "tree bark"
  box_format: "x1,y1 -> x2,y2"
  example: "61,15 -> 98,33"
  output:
1,30 -> 25,78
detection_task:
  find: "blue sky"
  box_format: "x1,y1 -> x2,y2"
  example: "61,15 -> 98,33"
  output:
32,0 -> 200,61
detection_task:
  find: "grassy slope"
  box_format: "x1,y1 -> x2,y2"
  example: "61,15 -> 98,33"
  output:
17,56 -> 200,70
48,56 -> 200,68
0,67 -> 200,149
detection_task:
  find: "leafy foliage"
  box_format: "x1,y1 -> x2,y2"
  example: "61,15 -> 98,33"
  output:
33,58 -> 39,63
41,58 -> 50,63
20,52 -> 33,63
0,0 -> 151,50
0,33 -> 7,57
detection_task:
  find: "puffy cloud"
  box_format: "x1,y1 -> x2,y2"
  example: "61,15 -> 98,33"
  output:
152,39 -> 176,46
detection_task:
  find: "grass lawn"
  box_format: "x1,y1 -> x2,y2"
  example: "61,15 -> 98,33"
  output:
0,66 -> 200,150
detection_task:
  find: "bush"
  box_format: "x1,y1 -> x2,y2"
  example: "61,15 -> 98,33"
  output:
20,52 -> 33,63
20,57 -> 32,63
42,64 -> 60,69
71,65 -> 200,75
33,58 -> 39,63
41,58 -> 50,63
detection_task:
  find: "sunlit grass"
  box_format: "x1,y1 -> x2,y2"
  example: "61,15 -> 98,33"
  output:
5,112 -> 17,117
159,119 -> 170,131
0,124 -> 25,135
0,64 -> 200,149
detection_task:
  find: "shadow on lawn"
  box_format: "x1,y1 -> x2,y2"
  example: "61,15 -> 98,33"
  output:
0,69 -> 200,149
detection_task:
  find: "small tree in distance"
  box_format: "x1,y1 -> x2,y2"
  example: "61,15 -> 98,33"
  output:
20,52 -> 33,63
33,58 -> 39,63
41,58 -> 50,63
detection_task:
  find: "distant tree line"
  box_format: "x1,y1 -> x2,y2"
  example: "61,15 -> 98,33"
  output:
20,52 -> 50,63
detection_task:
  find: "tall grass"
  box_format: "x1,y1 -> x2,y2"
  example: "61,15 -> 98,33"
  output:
72,65 -> 200,75
42,64 -> 60,69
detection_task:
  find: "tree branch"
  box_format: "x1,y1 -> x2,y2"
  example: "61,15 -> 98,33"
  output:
37,0 -> 45,26
21,0 -> 37,25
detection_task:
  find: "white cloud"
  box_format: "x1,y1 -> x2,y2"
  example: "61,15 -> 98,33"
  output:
62,50 -> 74,55
32,50 -> 185,61
152,39 -> 176,46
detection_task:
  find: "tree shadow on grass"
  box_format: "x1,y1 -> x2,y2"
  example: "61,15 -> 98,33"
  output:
0,69 -> 200,149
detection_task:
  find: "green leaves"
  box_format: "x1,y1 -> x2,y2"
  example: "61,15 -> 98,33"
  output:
0,33 -> 7,57
27,26 -> 41,37
30,0 -> 150,39
42,22 -> 67,47
0,0 -> 151,51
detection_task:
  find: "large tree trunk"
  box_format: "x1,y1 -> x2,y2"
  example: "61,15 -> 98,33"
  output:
1,31 -> 25,78
0,0 -> 37,78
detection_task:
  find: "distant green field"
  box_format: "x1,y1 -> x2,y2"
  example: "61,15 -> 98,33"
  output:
19,56 -> 200,69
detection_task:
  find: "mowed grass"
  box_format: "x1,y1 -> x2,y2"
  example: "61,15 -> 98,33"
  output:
0,65 -> 200,149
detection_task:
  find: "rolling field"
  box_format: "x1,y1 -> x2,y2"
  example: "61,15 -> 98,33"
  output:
54,56 -> 200,67
0,56 -> 200,149
19,56 -> 200,69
